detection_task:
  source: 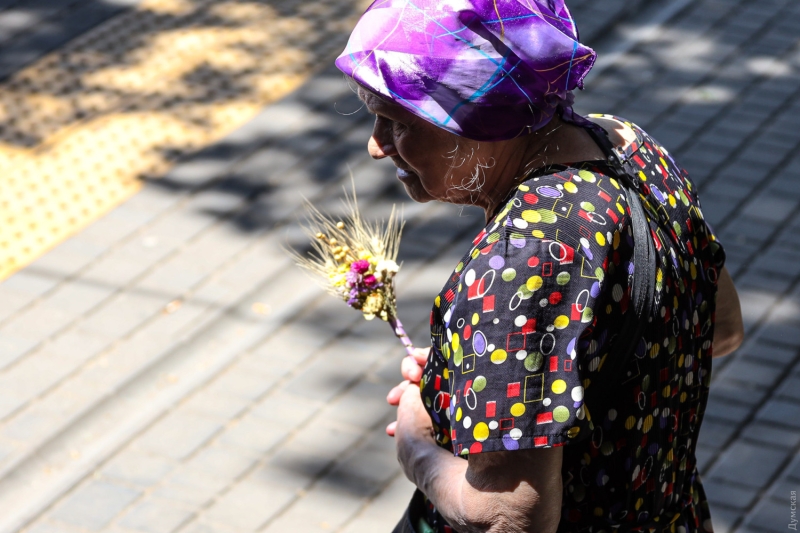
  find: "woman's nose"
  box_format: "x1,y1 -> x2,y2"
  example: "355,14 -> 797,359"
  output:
368,135 -> 396,159
368,119 -> 398,159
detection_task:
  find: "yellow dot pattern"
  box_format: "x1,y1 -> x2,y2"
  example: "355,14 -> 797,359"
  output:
0,0 -> 370,280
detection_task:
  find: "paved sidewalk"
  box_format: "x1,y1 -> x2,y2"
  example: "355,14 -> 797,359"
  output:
0,0 -> 798,533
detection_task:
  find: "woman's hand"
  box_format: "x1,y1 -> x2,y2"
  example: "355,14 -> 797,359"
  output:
388,380 -> 438,490
386,379 -> 434,439
400,346 -> 430,382
387,346 -> 431,436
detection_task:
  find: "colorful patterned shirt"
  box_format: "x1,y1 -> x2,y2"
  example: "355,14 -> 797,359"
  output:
420,116 -> 725,533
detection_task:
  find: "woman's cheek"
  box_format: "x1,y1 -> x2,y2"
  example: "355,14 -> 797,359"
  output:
399,172 -> 436,203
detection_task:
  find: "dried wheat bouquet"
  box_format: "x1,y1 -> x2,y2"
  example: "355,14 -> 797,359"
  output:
291,187 -> 414,356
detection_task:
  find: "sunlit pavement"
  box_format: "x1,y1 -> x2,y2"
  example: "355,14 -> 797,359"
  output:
0,1 -> 798,532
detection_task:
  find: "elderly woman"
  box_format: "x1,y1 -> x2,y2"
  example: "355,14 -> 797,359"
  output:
335,2 -> 744,533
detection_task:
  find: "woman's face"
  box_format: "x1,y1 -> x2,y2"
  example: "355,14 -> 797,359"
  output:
359,88 -> 476,204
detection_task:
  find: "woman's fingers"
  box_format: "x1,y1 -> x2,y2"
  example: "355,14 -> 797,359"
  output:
401,355 -> 423,382
386,420 -> 397,437
400,347 -> 431,382
386,380 -> 411,406
411,346 -> 430,366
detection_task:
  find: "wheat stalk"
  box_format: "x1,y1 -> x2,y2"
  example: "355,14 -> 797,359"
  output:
289,184 -> 414,356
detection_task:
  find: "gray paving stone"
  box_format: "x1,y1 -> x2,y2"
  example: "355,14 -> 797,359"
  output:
264,420 -> 363,485
753,323 -> 800,350
755,398 -> 800,429
326,431 -> 400,487
0,401 -> 71,444
152,467 -> 231,507
708,377 -> 768,408
768,298 -> 800,326
322,380 -> 394,432
80,291 -> 167,341
133,413 -> 224,461
0,334 -> 39,369
740,194 -> 798,224
747,253 -> 800,283
703,394 -> 753,424
201,478 -> 295,531
101,452 -> 176,488
339,474 -> 415,533
261,479 -> 376,533
24,237 -> 107,280
43,280 -> 115,317
49,480 -> 141,530
740,496 -> 796,533
706,504 -> 743,533
279,351 -> 373,405
136,228 -> 253,296
250,390 -> 325,427
177,522 -> 236,533
775,375 -> 800,402
0,351 -> 75,419
28,522 -> 89,533
704,477 -> 760,510
786,454 -> 800,481
200,366 -> 274,402
738,340 -> 798,366
0,269 -> 60,300
78,206 -> 156,249
647,124 -> 698,152
697,417 -> 739,452
757,279 -> 798,308
182,445 -> 257,481
159,158 -> 234,191
249,463 -> 313,496
701,180 -> 754,203
696,194 -> 738,227
738,421 -> 800,450
117,497 -> 195,533
715,357 -> 785,389
179,393 -> 250,421
719,218 -> 776,247
677,142 -> 734,169
707,441 -> 788,489
0,289 -> 33,325
122,187 -> 183,216
0,302 -> 73,347
79,249 -> 159,289
135,259 -> 209,298
216,415 -> 288,456
763,476 -> 800,505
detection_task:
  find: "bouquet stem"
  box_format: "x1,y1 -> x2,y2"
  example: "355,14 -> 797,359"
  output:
389,316 -> 415,356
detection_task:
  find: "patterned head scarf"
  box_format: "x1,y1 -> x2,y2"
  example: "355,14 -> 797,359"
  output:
335,0 -> 597,141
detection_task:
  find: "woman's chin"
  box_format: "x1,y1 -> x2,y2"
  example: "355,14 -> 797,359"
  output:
397,170 -> 435,203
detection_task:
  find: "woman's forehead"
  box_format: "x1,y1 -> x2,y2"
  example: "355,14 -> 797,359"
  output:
358,88 -> 401,114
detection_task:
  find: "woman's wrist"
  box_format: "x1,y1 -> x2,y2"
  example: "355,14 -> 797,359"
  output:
398,437 -> 473,529
396,422 -> 439,485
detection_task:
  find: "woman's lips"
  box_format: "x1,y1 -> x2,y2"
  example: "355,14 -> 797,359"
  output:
396,168 -> 416,181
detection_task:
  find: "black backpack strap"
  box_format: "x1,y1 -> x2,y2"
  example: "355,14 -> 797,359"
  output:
583,124 -> 657,417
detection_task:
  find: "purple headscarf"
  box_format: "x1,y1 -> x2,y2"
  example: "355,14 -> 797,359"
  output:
335,0 -> 597,141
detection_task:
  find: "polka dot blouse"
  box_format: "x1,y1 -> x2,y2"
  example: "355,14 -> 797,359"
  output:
419,116 -> 725,533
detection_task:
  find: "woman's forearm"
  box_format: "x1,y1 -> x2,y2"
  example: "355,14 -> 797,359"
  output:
398,437 -> 559,533
398,438 -> 473,530
713,267 -> 744,357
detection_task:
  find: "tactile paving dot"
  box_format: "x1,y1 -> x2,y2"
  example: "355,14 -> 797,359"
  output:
0,0 -> 370,280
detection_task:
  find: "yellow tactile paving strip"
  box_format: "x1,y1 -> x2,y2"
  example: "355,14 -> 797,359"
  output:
0,0 -> 369,281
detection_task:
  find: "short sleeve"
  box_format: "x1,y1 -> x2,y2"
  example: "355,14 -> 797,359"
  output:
442,236 -> 603,454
